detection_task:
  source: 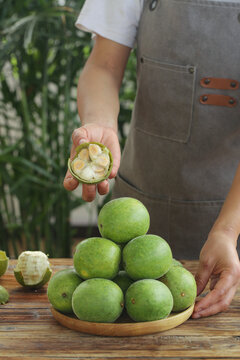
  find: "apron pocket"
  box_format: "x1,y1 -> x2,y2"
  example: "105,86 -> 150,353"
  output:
135,56 -> 196,143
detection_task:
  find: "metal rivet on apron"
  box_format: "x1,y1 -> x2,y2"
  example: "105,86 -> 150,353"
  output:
204,78 -> 211,85
149,0 -> 158,11
188,67 -> 194,74
230,81 -> 237,88
229,98 -> 235,105
202,95 -> 208,102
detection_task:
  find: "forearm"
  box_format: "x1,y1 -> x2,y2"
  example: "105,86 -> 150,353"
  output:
210,163 -> 240,245
77,62 -> 120,133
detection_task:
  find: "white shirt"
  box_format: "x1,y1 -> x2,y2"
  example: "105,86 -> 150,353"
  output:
75,0 -> 144,48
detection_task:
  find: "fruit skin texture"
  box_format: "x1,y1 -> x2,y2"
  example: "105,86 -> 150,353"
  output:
125,279 -> 173,322
98,197 -> 150,244
113,270 -> 134,294
73,237 -> 121,280
0,285 -> 9,304
0,250 -> 9,277
72,278 -> 124,323
123,234 -> 172,280
160,266 -> 197,312
172,258 -> 183,267
47,268 -> 83,314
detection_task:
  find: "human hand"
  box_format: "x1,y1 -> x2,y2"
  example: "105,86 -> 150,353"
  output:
63,123 -> 121,201
192,231 -> 240,318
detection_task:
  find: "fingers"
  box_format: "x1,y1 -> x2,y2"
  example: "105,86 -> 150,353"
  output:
72,127 -> 89,147
192,285 -> 236,318
192,271 -> 238,318
101,129 -> 121,179
63,169 -> 79,191
97,180 -> 109,195
82,180 -> 110,201
108,139 -> 121,179
210,274 -> 219,290
195,259 -> 214,296
63,145 -> 79,191
82,183 -> 96,202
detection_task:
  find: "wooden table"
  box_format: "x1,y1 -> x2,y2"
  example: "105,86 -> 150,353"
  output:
0,259 -> 239,359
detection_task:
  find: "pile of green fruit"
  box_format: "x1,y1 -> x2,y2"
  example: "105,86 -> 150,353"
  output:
47,197 -> 197,323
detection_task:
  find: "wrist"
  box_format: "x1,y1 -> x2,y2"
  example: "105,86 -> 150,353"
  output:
80,115 -> 118,134
208,221 -> 239,247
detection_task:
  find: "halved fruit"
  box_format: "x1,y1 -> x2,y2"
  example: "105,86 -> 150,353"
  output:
68,142 -> 113,184
0,285 -> 9,304
0,251 -> 9,277
14,251 -> 52,289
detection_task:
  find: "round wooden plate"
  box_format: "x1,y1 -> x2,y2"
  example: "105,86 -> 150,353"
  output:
51,303 -> 194,337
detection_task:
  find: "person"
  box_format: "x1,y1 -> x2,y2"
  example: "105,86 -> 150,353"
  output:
63,0 -> 240,318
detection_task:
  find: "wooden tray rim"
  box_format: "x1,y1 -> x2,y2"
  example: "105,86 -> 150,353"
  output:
51,303 -> 194,337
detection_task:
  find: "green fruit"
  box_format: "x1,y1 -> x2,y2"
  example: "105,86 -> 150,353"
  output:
160,266 -> 197,312
47,268 -> 83,314
0,285 -> 9,304
172,258 -> 183,267
72,278 -> 124,323
98,197 -> 150,244
0,251 -> 9,277
73,237 -> 121,280
68,142 -> 113,184
113,271 -> 134,294
125,279 -> 173,322
123,234 -> 172,280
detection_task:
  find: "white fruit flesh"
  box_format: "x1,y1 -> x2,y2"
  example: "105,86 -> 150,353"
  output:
95,154 -> 110,168
80,165 -> 96,181
72,144 -> 110,182
78,148 -> 90,161
15,251 -> 50,285
88,144 -> 102,160
72,159 -> 86,173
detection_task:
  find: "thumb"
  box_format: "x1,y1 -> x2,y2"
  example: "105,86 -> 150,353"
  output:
195,259 -> 214,296
72,127 -> 89,147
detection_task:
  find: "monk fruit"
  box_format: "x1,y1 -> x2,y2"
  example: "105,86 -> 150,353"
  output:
68,142 -> 113,184
0,251 -> 9,277
14,251 -> 52,289
123,234 -> 172,280
125,279 -> 173,322
47,268 -> 83,314
73,237 -> 121,280
72,278 -> 124,323
160,266 -> 197,312
0,286 -> 9,304
98,197 -> 150,244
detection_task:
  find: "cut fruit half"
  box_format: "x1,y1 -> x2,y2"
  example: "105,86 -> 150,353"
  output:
14,251 -> 52,289
68,142 -> 113,184
0,251 -> 9,277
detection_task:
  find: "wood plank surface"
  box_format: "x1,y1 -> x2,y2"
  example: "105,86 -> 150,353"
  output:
0,259 -> 239,359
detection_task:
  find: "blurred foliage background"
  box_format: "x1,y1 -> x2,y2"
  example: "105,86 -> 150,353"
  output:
0,0 -> 137,258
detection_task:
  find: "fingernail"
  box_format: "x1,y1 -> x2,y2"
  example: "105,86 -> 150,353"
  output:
79,139 -> 87,145
193,313 -> 201,319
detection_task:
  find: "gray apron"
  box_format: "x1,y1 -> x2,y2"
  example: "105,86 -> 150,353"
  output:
113,0 -> 240,259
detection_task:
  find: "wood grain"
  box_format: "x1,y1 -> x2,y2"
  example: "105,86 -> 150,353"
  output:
51,304 -> 194,337
0,259 -> 239,359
